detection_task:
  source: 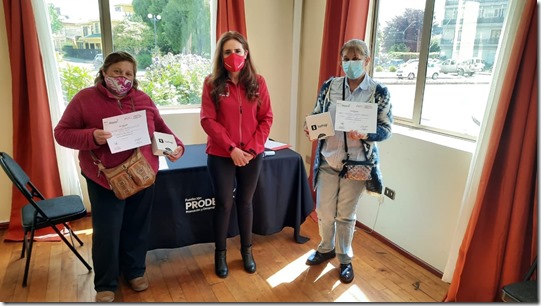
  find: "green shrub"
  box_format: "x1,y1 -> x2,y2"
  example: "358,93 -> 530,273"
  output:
375,66 -> 383,72
389,66 -> 397,72
139,53 -> 211,106
136,53 -> 152,69
60,64 -> 94,102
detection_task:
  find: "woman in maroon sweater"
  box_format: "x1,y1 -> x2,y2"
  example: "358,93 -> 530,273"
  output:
200,31 -> 273,278
54,51 -> 184,303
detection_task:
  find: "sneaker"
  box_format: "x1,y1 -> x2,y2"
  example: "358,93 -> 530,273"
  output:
95,291 -> 115,302
128,275 -> 149,292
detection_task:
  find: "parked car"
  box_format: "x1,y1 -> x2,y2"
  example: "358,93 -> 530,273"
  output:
459,57 -> 485,74
440,59 -> 458,74
440,58 -> 483,76
382,58 -> 405,69
93,53 -> 103,69
396,62 -> 439,80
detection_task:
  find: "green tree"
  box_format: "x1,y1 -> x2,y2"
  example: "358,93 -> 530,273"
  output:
132,0 -> 210,56
48,3 -> 63,34
113,15 -> 154,55
381,9 -> 424,53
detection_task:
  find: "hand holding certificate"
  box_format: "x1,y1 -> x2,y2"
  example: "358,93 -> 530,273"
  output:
335,100 -> 377,133
102,110 -> 151,153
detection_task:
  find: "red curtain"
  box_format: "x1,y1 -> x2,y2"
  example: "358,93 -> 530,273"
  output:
216,0 -> 247,41
308,0 -> 370,209
3,0 -> 63,241
444,2 -> 538,302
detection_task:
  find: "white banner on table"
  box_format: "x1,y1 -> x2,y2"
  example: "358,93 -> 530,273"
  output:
103,110 -> 151,154
335,100 -> 377,133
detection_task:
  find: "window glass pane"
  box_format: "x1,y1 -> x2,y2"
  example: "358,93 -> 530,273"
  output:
372,0 -> 509,139
372,0 -> 426,121
46,0 -> 101,103
113,0 -> 212,107
421,0 -> 507,138
46,0 -> 213,108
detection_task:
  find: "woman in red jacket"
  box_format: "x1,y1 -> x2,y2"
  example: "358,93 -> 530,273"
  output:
55,51 -> 184,302
200,31 -> 273,278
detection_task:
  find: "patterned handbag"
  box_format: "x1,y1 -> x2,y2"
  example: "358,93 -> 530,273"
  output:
90,148 -> 156,199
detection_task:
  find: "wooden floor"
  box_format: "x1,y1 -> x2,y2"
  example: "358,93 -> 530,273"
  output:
0,216 -> 449,302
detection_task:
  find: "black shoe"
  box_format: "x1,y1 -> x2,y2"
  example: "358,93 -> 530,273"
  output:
305,249 -> 336,265
339,263 -> 354,283
215,250 -> 228,278
241,246 -> 256,273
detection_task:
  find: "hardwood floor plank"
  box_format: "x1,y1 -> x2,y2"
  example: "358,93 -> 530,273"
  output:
0,215 -> 450,302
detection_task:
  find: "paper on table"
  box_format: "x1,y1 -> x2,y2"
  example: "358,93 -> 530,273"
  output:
103,110 -> 151,154
305,112 -> 335,140
335,100 -> 377,133
264,139 -> 291,150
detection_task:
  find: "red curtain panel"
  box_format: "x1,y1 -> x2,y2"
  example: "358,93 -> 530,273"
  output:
216,0 -> 247,41
3,0 -> 63,241
444,2 -> 538,302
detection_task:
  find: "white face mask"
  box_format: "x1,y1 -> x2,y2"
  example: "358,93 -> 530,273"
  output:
342,60 -> 365,79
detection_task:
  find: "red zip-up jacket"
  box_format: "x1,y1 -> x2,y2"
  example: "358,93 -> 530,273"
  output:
54,82 -> 184,190
200,75 -> 273,157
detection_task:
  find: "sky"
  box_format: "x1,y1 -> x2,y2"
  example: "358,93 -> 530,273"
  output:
46,0 -> 131,21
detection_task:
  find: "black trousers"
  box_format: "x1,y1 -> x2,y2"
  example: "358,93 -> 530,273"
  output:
84,175 -> 154,292
207,153 -> 263,250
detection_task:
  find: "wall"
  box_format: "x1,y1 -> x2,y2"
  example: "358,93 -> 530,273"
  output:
0,0 -> 478,274
0,3 -> 13,224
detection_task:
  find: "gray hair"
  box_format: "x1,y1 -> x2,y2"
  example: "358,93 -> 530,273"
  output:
340,39 -> 369,57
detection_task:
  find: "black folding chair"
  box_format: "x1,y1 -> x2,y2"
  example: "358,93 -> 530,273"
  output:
0,152 -> 92,287
501,256 -> 538,302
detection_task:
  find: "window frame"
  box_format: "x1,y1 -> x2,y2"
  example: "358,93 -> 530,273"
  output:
95,0 -> 216,110
368,0 -> 509,141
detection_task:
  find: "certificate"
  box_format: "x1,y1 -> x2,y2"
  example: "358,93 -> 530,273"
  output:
335,100 -> 377,133
103,110 -> 151,154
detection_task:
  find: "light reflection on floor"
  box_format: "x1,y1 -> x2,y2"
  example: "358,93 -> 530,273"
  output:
265,250 -> 372,302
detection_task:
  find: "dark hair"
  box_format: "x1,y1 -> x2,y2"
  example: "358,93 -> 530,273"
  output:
208,31 -> 259,108
94,51 -> 139,90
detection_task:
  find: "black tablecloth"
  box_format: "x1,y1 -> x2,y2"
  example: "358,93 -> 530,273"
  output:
148,144 -> 314,250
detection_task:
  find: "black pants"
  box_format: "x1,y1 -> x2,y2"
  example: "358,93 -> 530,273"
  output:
207,153 -> 263,250
84,175 -> 154,292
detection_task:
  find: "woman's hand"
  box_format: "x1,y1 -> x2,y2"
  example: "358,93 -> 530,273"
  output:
166,146 -> 184,162
348,130 -> 367,140
93,129 -> 112,145
303,120 -> 316,142
230,147 -> 253,167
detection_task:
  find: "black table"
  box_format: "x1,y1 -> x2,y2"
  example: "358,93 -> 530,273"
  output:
148,144 -> 314,250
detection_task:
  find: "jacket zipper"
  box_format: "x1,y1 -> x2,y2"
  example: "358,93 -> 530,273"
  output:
237,85 -> 242,146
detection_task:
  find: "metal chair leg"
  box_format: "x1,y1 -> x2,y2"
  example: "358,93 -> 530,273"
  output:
50,223 -> 92,272
22,228 -> 36,287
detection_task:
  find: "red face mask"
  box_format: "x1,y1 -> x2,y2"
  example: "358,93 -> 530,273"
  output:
224,53 -> 246,72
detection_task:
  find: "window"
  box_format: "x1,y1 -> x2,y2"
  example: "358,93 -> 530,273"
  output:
46,0 -> 213,107
371,0 -> 509,140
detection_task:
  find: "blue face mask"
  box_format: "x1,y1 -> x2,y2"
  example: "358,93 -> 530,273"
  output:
342,60 -> 365,80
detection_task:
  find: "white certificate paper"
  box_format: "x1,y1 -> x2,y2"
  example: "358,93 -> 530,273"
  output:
102,110 -> 151,154
335,101 -> 377,133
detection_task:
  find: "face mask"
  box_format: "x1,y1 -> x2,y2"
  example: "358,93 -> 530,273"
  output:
224,53 -> 246,72
104,74 -> 133,96
342,60 -> 365,80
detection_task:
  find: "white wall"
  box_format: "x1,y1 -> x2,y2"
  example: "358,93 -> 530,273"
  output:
0,0 -> 479,274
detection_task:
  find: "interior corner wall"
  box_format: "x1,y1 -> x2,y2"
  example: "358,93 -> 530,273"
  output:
0,3 -> 14,224
243,0 -> 294,144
